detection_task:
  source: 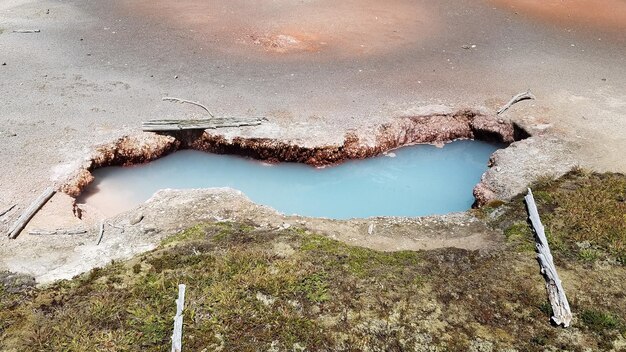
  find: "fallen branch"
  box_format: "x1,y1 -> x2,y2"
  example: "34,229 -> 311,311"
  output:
497,90 -> 536,115
7,187 -> 56,239
96,222 -> 105,245
171,284 -> 186,352
0,204 -> 16,217
142,117 -> 266,132
163,97 -> 214,117
107,222 -> 125,230
12,29 -> 40,33
525,188 -> 572,327
29,228 -> 88,236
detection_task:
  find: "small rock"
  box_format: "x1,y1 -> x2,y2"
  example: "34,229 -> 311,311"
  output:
130,213 -> 144,225
462,45 -> 471,50
174,75 -> 179,79
1,63 -> 6,66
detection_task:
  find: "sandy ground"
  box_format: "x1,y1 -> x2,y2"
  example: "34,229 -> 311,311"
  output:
0,0 -> 625,282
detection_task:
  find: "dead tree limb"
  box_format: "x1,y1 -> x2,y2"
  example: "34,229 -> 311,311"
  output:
7,187 -> 56,239
0,204 -> 16,217
162,97 -> 214,117
142,117 -> 266,132
29,228 -> 88,236
525,188 -> 572,327
12,29 -> 40,33
96,222 -> 105,245
171,284 -> 186,352
497,90 -> 536,115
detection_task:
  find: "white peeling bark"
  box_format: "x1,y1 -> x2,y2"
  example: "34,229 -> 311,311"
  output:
525,188 -> 572,327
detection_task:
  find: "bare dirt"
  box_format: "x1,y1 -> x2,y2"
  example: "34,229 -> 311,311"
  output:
490,0 -> 626,34
1,0 -> 625,282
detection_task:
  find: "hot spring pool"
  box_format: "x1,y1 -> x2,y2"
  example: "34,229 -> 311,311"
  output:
79,140 -> 500,219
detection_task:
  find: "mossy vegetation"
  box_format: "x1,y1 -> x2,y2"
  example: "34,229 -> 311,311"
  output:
1,170 -> 625,351
494,169 -> 626,265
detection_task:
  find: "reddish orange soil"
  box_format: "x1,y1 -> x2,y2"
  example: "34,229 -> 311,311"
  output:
124,0 -> 437,58
490,0 -> 626,33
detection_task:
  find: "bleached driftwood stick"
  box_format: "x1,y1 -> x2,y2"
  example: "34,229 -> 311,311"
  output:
142,117 -> 266,132
7,187 -> 56,239
96,222 -> 105,245
497,90 -> 536,115
162,97 -> 214,117
12,29 -> 40,33
29,228 -> 88,236
171,284 -> 186,352
0,204 -> 16,217
525,188 -> 572,327
107,222 -> 125,233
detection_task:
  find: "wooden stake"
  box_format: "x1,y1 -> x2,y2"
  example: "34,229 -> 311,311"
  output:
162,97 -> 215,117
172,284 -> 186,352
525,188 -> 572,327
142,117 -> 266,132
497,90 -> 536,115
7,187 -> 55,239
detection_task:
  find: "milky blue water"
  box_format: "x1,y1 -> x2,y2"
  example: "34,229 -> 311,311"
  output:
80,140 -> 499,219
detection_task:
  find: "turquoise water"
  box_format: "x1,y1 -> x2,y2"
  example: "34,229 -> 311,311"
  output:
80,140 -> 499,219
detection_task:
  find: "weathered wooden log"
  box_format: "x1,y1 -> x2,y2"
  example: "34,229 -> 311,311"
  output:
171,284 -> 186,352
525,188 -> 572,327
96,222 -> 105,245
0,204 -> 16,217
142,117 -> 266,132
29,228 -> 88,236
497,90 -> 536,115
7,187 -> 56,239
